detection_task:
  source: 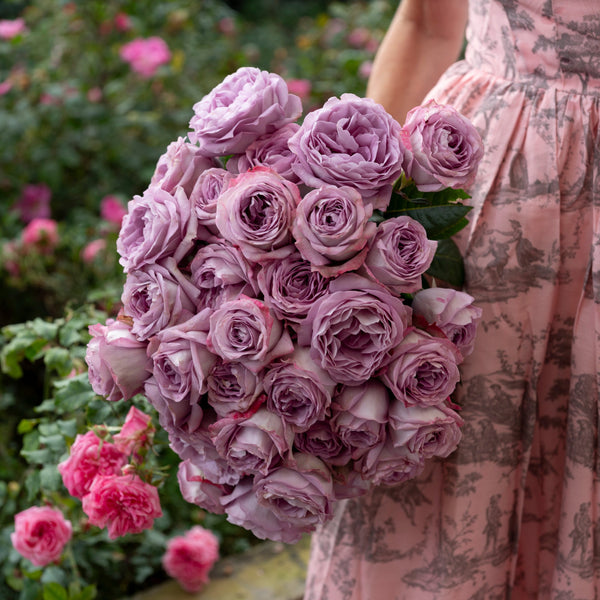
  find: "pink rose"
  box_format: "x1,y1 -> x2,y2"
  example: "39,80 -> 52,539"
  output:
85,318 -> 152,402
82,474 -> 162,539
13,183 -> 51,223
119,37 -> 171,78
177,459 -> 228,514
113,406 -> 155,457
0,18 -> 26,40
100,195 -> 127,226
286,78 -> 311,100
162,526 -> 219,593
81,238 -> 107,263
401,99 -> 484,192
190,168 -> 233,240
11,507 -> 72,567
58,430 -> 127,499
293,185 -> 377,277
21,218 -> 59,254
114,12 -> 131,32
411,287 -> 482,358
294,420 -> 352,467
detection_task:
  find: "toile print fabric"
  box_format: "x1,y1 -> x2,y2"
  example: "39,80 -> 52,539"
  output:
303,0 -> 600,598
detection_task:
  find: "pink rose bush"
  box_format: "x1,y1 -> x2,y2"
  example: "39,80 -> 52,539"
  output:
11,507 -> 72,567
86,67 -> 483,543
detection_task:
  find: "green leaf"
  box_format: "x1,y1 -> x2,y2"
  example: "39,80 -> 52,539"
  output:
43,348 -> 73,378
18,419 -> 39,435
42,582 -> 69,600
75,585 -> 97,600
426,238 -> 465,287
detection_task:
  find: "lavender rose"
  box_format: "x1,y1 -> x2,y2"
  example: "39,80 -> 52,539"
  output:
364,216 -> 437,294
206,360 -> 264,418
293,185 -> 377,277
188,67 -> 302,157
147,311 -> 217,405
388,401 -> 463,459
121,262 -> 196,341
215,166 -> 299,263
150,137 -> 218,196
86,318 -> 151,402
263,348 -> 336,432
189,167 -> 233,241
411,287 -> 482,358
331,380 -> 389,459
294,420 -> 352,467
207,296 -> 294,373
220,477 -> 304,544
401,99 -> 484,192
297,273 -> 412,384
227,123 -> 301,183
381,329 -> 461,407
177,459 -> 228,515
288,94 -> 405,209
209,407 -> 293,476
256,251 -> 330,327
117,186 -> 195,273
189,241 -> 257,310
254,453 -> 334,531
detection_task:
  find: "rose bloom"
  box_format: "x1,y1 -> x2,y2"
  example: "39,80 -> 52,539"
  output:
0,18 -> 26,39
226,123 -> 301,183
82,474 -> 162,539
13,183 -> 51,223
21,218 -> 59,254
364,216 -> 438,294
122,262 -> 197,341
119,36 -> 171,77
114,12 -> 131,32
257,251 -> 331,327
411,287 -> 482,358
11,507 -> 72,567
388,401 -> 463,459
100,195 -> 127,226
188,66 -> 302,156
298,273 -> 411,385
150,137 -> 217,197
117,185 -> 195,273
288,94 -> 405,209
294,420 -> 352,467
190,168 -> 233,240
207,295 -> 294,373
293,185 -> 376,277
177,459 -> 228,515
381,328 -> 462,407
286,78 -> 311,100
162,526 -> 219,593
58,430 -> 127,499
81,238 -> 107,263
401,99 -> 484,192
215,166 -> 299,264
113,405 -> 155,457
85,318 -> 151,402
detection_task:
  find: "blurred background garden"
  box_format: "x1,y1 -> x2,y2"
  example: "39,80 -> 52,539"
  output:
0,0 -> 395,598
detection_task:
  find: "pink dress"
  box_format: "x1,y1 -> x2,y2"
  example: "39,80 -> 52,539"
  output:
304,0 -> 600,598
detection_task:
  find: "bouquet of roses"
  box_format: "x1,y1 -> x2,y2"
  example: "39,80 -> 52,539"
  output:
84,67 -> 483,544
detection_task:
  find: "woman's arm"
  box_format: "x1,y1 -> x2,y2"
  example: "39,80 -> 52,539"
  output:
366,0 -> 468,124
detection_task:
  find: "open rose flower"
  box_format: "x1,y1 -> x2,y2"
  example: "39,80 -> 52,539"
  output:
364,216 -> 437,294
227,123 -> 301,182
13,183 -> 51,223
215,166 -> 299,263
177,459 -> 228,515
207,296 -> 294,373
401,99 -> 484,192
162,526 -> 219,593
298,274 -> 411,384
263,348 -> 336,432
293,185 -> 377,277
295,420 -> 352,467
288,94 -> 404,209
113,406 -> 155,457
82,474 -> 162,539
357,439 -> 425,487
117,185 -> 195,272
85,318 -> 151,402
189,66 -> 302,156
122,262 -> 197,341
388,401 -> 463,459
58,431 -> 127,499
411,287 -> 482,358
150,136 -> 217,196
206,360 -> 264,418
381,329 -> 462,407
190,168 -> 233,240
331,380 -> 389,459
257,251 -> 330,327
209,407 -> 293,476
190,242 -> 257,310
119,36 -> 171,78
21,218 -> 59,254
11,507 -> 72,567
